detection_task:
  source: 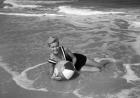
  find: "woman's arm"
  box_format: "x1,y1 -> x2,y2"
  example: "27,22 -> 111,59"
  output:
66,48 -> 77,66
48,54 -> 57,75
48,63 -> 55,75
51,73 -> 62,80
51,70 -> 65,80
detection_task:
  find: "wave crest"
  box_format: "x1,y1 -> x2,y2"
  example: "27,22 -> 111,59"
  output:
3,0 -> 77,9
58,6 -> 124,15
4,0 -> 41,8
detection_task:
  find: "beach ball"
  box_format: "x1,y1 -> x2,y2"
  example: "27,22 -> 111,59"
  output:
54,60 -> 75,80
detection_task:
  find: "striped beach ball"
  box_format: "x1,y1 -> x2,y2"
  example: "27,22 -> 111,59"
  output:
54,60 -> 75,80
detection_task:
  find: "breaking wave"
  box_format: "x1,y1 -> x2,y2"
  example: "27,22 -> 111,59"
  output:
58,6 -> 124,15
3,0 -> 77,8
0,5 -> 124,17
0,12 -> 64,17
4,0 -> 41,8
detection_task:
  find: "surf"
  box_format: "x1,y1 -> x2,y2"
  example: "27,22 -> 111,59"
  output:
3,0 -> 77,9
58,6 -> 124,15
0,56 -> 48,92
0,12 -> 64,17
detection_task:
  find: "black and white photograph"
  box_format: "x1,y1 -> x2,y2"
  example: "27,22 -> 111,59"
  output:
0,0 -> 140,98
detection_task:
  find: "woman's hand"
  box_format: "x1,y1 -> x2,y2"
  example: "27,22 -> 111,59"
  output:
51,74 -> 62,80
66,48 -> 77,66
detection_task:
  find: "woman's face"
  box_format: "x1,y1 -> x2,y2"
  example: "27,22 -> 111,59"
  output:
49,42 -> 60,54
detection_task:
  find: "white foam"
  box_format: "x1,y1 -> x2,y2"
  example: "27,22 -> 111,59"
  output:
13,62 -> 48,91
0,56 -> 49,92
4,0 -> 76,9
107,88 -> 139,98
94,58 -> 140,83
13,62 -> 49,91
74,87 -> 140,98
131,21 -> 140,28
4,0 -> 41,8
13,71 -> 48,92
122,63 -> 140,83
58,6 -> 124,16
0,61 -> 18,77
30,0 -> 77,4
73,88 -> 87,98
0,12 -> 63,17
0,12 -> 42,17
4,0 -> 18,7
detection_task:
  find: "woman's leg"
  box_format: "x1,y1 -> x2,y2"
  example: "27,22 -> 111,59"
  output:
80,65 -> 100,72
85,59 -> 101,67
80,59 -> 101,72
73,53 -> 111,72
81,58 -> 112,72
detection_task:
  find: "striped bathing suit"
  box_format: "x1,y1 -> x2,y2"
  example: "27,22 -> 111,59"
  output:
48,46 -> 87,71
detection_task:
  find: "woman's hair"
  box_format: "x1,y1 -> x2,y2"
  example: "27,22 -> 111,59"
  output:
47,36 -> 59,47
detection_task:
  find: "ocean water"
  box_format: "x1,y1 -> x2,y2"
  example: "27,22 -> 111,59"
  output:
1,0 -> 140,98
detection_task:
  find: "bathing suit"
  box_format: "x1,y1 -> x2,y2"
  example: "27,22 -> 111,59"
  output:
48,46 -> 87,71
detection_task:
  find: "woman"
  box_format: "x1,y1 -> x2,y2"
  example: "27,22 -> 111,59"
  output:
47,36 -> 105,80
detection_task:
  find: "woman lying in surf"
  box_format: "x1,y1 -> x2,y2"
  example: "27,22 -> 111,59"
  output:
47,36 -> 108,80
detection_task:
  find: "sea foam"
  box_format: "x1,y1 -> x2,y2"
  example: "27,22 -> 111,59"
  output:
3,0 -> 77,9
58,6 -> 124,16
0,12 -> 64,17
122,63 -> 140,83
0,58 -> 48,92
4,0 -> 41,8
